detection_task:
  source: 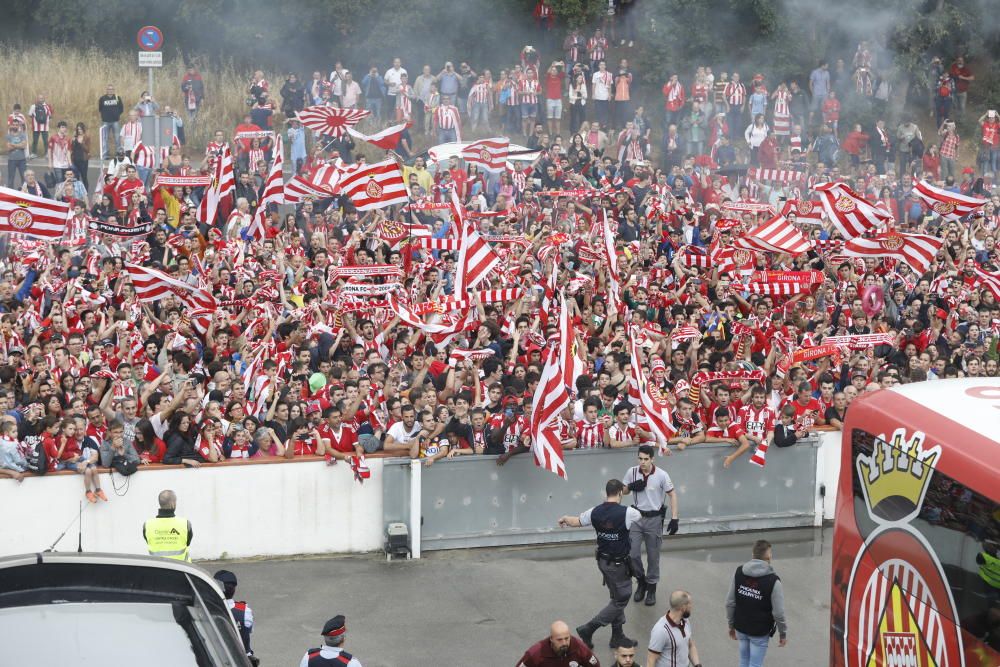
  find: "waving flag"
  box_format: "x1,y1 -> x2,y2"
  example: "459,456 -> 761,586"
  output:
0,186 -> 69,239
529,295 -> 572,479
842,231 -> 944,274
125,263 -> 217,334
972,266 -> 1000,301
246,135 -> 284,240
336,159 -> 409,210
296,106 -> 371,137
601,210 -> 621,314
780,199 -> 824,224
460,138 -> 509,173
452,189 -> 501,292
197,143 -> 235,226
284,174 -> 330,203
346,121 -> 409,150
734,215 -> 814,255
912,180 -> 987,221
628,333 -> 677,452
815,182 -> 891,239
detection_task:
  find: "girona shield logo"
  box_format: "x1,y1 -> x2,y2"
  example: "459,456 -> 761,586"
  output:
479,147 -> 491,163
835,195 -> 857,213
797,200 -> 814,215
732,248 -> 752,266
380,220 -> 403,238
8,207 -> 33,230
365,177 -> 383,199
931,201 -> 955,215
879,232 -> 905,252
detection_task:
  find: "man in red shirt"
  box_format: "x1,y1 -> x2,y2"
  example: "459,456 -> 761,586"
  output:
781,381 -> 822,430
949,56 -> 974,116
737,386 -> 775,451
113,164 -> 145,213
705,409 -> 750,468
543,62 -> 566,137
516,620 -> 599,667
318,406 -> 362,463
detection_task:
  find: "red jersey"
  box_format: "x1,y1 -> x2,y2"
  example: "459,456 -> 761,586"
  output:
705,401 -> 740,428
575,419 -> 606,449
293,435 -> 319,456
738,404 -> 776,441
706,423 -> 746,441
781,397 -> 822,429
487,413 -> 528,453
319,423 -> 357,454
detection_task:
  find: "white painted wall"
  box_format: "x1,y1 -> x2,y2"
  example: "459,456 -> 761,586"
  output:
816,430 -> 843,521
1,433 -> 845,560
0,459 -> 385,560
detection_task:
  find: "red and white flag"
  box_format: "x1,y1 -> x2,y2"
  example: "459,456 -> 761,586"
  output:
601,210 -> 622,314
284,174 -> 330,203
346,121 -> 409,150
125,263 -> 217,333
131,141 -> 155,169
378,219 -> 432,249
246,135 -> 284,240
529,295 -> 572,479
912,180 -> 987,221
842,231 -> 944,274
0,186 -> 70,239
197,143 -> 235,226
452,189 -> 501,292
670,325 -> 701,349
815,182 -> 890,239
972,266 -> 1000,301
296,106 -> 371,137
780,199 -> 824,224
627,333 -> 677,452
336,159 -> 409,210
460,138 -> 509,173
734,215 -> 814,255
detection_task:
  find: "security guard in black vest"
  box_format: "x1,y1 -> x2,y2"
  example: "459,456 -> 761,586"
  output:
725,539 -> 788,661
213,570 -> 257,665
299,615 -> 363,667
559,478 -> 642,650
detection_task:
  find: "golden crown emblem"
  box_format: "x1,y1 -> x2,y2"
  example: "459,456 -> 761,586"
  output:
856,428 -> 940,524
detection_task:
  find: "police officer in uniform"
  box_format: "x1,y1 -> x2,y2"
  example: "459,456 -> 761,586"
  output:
725,539 -> 788,664
213,570 -> 257,664
623,445 -> 679,607
143,489 -> 193,561
299,615 -> 363,667
559,478 -> 641,650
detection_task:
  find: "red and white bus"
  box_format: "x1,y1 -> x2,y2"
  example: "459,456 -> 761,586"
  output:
831,378 -> 1000,667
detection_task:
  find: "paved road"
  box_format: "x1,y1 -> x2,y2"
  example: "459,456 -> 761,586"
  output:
202,527 -> 832,666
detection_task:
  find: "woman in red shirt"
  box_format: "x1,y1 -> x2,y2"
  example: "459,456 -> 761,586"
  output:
922,144 -> 940,180
134,419 -> 166,464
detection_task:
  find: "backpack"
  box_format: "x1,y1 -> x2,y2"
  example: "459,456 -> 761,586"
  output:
23,439 -> 47,475
33,104 -> 48,125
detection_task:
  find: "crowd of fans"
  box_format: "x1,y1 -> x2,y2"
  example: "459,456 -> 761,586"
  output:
0,7 -> 998,505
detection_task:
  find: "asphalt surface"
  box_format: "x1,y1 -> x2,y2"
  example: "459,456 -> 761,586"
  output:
202,527 -> 832,666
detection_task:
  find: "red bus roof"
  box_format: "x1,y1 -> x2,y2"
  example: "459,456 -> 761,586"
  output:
843,378 -> 1000,495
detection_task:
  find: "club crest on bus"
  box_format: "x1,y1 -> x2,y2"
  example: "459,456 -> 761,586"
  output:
855,428 -> 939,524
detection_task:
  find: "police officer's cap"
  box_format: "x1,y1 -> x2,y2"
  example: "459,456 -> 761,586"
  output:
321,615 -> 347,637
213,569 -> 238,586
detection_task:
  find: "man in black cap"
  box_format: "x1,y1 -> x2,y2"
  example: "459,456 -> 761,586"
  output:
213,570 -> 256,663
299,615 -> 362,666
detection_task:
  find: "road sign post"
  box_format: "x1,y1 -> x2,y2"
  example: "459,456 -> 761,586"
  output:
137,26 -> 165,167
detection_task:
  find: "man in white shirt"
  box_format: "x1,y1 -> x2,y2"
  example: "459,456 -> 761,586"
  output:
384,403 -> 420,458
647,591 -> 701,667
623,445 -> 679,607
384,57 -> 407,110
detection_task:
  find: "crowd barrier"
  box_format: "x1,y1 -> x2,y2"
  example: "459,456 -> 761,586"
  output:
0,432 -> 842,559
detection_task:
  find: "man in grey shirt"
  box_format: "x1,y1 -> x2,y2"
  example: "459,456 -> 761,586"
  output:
6,120 -> 27,188
808,61 -> 830,124
647,590 -> 702,667
623,444 -> 679,607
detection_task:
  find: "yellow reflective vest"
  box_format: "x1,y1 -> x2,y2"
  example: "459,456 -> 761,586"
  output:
144,516 -> 191,562
979,551 -> 1000,589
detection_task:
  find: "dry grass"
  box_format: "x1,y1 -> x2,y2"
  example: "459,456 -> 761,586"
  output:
0,44 -> 279,153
